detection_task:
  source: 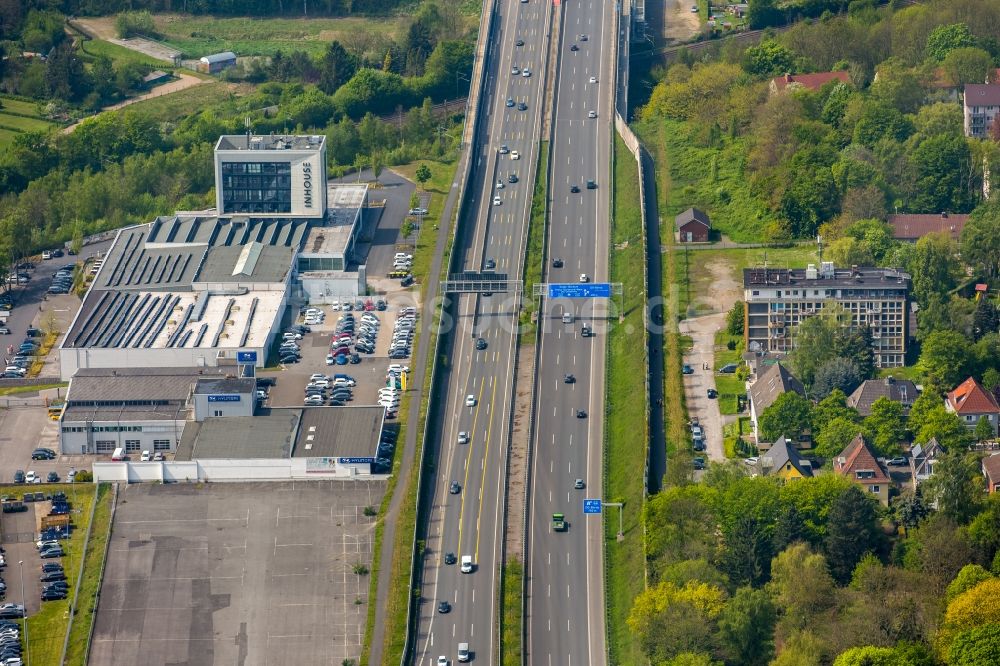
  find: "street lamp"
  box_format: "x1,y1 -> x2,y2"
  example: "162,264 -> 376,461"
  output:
18,560 -> 28,665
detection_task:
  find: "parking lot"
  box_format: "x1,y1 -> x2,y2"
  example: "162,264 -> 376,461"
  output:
91,481 -> 385,666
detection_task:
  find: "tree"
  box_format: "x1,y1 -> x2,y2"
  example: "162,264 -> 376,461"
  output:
812,358 -> 861,399
917,405 -> 973,451
667,654 -> 721,666
908,390 -> 941,436
627,581 -> 727,663
863,397 -> 906,456
909,134 -> 976,214
791,305 -> 848,385
832,646 -> 900,666
768,543 -> 836,623
414,163 -> 431,186
758,391 -> 812,442
963,203 -> 1000,281
833,326 -> 876,381
925,23 -> 977,62
975,416 -> 995,443
812,390 -> 860,433
771,630 -> 827,666
892,487 -> 929,533
947,564 -> 994,602
726,301 -> 745,336
824,486 -> 886,584
942,47 -> 995,87
719,515 -> 773,588
318,40 -> 356,95
948,623 -> 1000,666
924,452 -> 983,523
941,578 -> 1000,657
972,298 -> 1000,341
716,587 -> 776,666
742,39 -> 796,77
917,330 -> 971,389
815,417 -> 862,459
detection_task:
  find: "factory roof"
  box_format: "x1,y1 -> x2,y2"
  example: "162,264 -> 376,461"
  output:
300,184 -> 367,258
62,404 -> 188,422
194,243 -> 295,284
292,406 -> 385,459
178,410 -> 301,460
66,367 -> 230,403
215,134 -> 326,151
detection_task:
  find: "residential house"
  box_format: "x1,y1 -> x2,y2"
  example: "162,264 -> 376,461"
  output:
963,83 -> 1000,138
769,71 -> 850,94
847,376 -> 918,418
743,263 -> 911,368
834,434 -> 891,506
675,208 -> 711,243
887,212 -> 968,243
984,453 -> 1000,494
911,437 -> 944,485
759,436 -> 813,481
945,377 -> 1000,436
748,362 -> 805,440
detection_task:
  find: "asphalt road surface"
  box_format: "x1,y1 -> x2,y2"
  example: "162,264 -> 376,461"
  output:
525,0 -> 613,662
414,0 -> 553,663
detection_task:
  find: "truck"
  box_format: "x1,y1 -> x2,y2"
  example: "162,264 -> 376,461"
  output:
552,513 -> 567,532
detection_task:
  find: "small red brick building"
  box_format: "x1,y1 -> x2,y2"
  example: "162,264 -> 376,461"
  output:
676,207 -> 711,243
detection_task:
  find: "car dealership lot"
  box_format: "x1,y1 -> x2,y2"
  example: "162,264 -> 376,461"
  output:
91,480 -> 385,666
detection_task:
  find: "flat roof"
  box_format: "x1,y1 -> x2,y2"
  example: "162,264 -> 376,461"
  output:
216,134 -> 326,151
744,266 -> 910,289
67,367 -> 231,403
62,405 -> 188,422
195,243 -> 295,284
178,410 -> 301,460
300,184 -> 367,258
292,406 -> 385,459
193,377 -> 255,395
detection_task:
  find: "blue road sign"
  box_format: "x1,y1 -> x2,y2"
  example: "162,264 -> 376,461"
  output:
583,499 -> 602,514
548,283 -> 612,299
237,351 -> 258,364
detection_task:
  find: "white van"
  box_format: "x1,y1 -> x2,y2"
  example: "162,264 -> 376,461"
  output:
458,643 -> 470,662
562,312 -> 574,323
111,447 -> 126,461
460,555 -> 473,573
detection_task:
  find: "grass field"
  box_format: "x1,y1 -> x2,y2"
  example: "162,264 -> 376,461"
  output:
0,483 -> 108,665
78,38 -> 173,68
152,14 -> 406,58
605,135 -> 648,666
0,96 -> 59,148
501,560 -> 523,666
636,117 -> 779,243
112,81 -> 243,123
64,484 -> 114,665
520,141 -> 549,334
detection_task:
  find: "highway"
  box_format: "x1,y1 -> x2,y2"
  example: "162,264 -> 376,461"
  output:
414,0 -> 553,662
525,0 -> 613,661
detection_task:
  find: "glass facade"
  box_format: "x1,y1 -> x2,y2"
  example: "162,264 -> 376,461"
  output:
221,161 -> 292,214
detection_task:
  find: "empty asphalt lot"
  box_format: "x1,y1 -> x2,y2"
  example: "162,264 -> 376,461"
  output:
91,481 -> 385,666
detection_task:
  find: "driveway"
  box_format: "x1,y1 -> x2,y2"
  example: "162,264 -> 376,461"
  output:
679,313 -> 725,462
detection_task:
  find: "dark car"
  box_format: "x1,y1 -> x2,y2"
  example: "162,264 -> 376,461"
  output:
693,457 -> 706,470
444,552 -> 457,565
515,38 -> 524,46
39,571 -> 65,583
570,184 -> 580,193
279,355 -> 300,364
707,388 -> 718,399
564,374 -> 575,384
682,364 -> 693,374
449,481 -> 461,494
41,589 -> 67,601
570,43 -> 579,51
349,353 -> 361,364
12,471 -> 24,484
517,102 -> 528,111
389,350 -> 409,359
576,409 -> 588,418
25,328 -> 40,337
476,338 -> 488,350
31,449 -> 55,461
400,275 -> 414,287
719,363 -> 738,373
45,472 -> 59,483
39,548 -> 63,559
256,377 -> 277,388
586,179 -> 596,189
437,601 -> 451,614
552,258 -> 563,268
41,563 -> 63,573
508,173 -> 518,183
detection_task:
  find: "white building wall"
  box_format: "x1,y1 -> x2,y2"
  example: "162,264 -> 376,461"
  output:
91,457 -> 374,483
214,146 -> 328,217
60,419 -> 187,455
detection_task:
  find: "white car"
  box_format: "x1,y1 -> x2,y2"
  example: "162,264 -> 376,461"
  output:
66,468 -> 77,482
332,378 -> 356,388
496,180 -> 504,190
304,395 -> 324,405
25,471 -> 37,484
522,68 -> 531,77
388,364 -> 410,374
580,274 -> 589,282
304,308 -> 324,317
458,431 -> 469,445
438,657 -> 449,666
493,196 -> 502,206
465,395 -> 476,407
310,373 -> 328,382
141,450 -> 151,461
511,150 -> 520,160
588,110 -> 597,118
326,354 -> 336,365
282,332 -> 302,340
330,300 -> 341,311
394,253 -> 413,261
691,5 -> 699,11
511,66 -> 520,75
589,76 -> 598,83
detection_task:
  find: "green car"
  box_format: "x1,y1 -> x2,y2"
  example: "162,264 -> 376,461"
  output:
552,513 -> 567,532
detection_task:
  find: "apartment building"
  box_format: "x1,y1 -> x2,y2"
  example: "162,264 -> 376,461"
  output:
963,83 -> 1000,138
743,263 -> 910,368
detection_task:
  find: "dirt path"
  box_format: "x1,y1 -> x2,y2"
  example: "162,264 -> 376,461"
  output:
664,0 -> 701,42
62,73 -> 207,134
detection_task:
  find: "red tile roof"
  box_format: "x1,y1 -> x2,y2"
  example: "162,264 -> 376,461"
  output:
834,434 -> 889,483
771,71 -> 850,92
983,454 -> 1000,491
888,213 -> 968,241
946,377 -> 1000,415
965,83 -> 1000,107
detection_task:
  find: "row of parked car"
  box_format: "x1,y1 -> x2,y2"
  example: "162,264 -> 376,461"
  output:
304,373 -> 357,407
47,264 -> 76,295
388,308 -> 417,360
0,616 -> 24,665
691,418 -> 706,470
2,328 -> 43,378
371,428 -> 398,474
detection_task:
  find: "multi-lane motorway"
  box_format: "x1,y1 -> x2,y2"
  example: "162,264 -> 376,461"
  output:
526,0 -> 613,661
415,0 -> 553,662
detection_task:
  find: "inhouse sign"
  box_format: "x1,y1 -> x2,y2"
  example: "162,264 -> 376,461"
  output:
303,162 -> 313,208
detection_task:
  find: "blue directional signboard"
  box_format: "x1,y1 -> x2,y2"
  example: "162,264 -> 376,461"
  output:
237,351 -> 258,364
548,283 -> 612,299
583,499 -> 603,514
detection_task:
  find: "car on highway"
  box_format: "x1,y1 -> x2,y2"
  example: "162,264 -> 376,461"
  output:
586,179 -> 597,189
574,479 -> 585,489
444,552 -> 457,565
515,39 -> 524,46
552,513 -> 567,531
517,101 -> 527,111
460,555 -> 473,573
511,150 -> 520,160
511,66 -> 520,75
493,196 -> 501,206
579,274 -> 589,282
508,172 -> 518,183
458,644 -> 470,662
437,601 -> 451,614
458,431 -> 469,445
476,338 -> 488,350
505,97 -> 514,107
564,374 -> 575,383
570,44 -> 578,51
495,179 -> 504,190
499,144 -> 509,154
465,395 -> 476,407
552,258 -> 563,268
578,33 -> 588,41
522,68 -> 531,77
576,409 -> 588,418
570,184 -> 580,193
437,657 -> 449,666
449,481 -> 461,494
588,110 -> 597,118
589,76 -> 598,83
